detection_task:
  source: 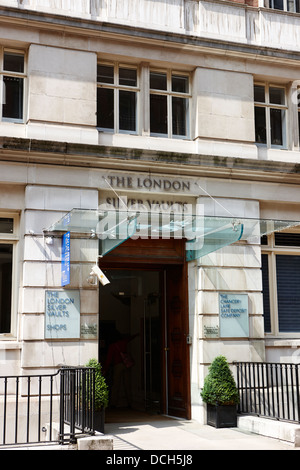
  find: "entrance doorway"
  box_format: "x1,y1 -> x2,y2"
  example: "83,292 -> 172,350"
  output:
98,239 -> 191,420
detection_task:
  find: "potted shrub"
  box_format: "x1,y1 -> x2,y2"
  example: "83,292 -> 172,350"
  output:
86,358 -> 109,434
200,355 -> 240,428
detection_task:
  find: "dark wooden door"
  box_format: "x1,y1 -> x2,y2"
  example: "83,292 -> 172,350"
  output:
99,237 -> 191,419
165,264 -> 191,419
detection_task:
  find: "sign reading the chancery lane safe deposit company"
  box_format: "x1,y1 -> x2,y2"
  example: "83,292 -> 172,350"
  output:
219,293 -> 249,338
45,290 -> 80,339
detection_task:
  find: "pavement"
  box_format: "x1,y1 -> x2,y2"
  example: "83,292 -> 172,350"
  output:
104,415 -> 300,451
3,412 -> 300,451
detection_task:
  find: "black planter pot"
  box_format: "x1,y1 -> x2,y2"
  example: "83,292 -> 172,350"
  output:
206,404 -> 237,428
93,409 -> 105,434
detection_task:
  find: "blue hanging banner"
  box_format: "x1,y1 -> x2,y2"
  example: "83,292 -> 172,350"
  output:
61,231 -> 71,287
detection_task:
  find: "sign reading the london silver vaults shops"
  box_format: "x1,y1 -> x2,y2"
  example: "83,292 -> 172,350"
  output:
219,293 -> 249,338
45,290 -> 80,339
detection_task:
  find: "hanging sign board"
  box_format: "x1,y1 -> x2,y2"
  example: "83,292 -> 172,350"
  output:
219,293 -> 249,338
61,231 -> 70,287
45,290 -> 80,339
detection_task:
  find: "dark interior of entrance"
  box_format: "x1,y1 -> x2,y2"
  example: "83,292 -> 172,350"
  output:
99,269 -> 164,415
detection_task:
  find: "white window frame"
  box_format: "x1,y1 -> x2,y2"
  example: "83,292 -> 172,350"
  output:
0,212 -> 19,339
254,82 -> 288,149
268,0 -> 300,12
262,231 -> 300,338
0,48 -> 26,124
149,69 -> 191,139
97,62 -> 139,135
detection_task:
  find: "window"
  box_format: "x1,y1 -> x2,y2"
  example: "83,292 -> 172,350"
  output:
0,215 -> 18,337
97,63 -> 138,133
150,70 -> 190,138
268,0 -> 300,12
262,232 -> 300,335
0,244 -> 13,334
254,84 -> 287,148
1,50 -> 25,122
96,63 -> 191,140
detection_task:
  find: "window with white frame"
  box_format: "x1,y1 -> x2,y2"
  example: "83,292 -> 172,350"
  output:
268,0 -> 300,12
1,50 -> 25,122
0,215 -> 18,336
254,84 -> 287,148
97,63 -> 138,133
150,70 -> 190,138
96,63 -> 191,139
262,232 -> 300,335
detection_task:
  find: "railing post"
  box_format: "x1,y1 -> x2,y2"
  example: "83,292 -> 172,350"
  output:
59,368 -> 66,445
295,364 -> 300,424
69,368 -> 77,444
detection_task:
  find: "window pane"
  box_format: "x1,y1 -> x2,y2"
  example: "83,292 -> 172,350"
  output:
270,108 -> 284,146
269,87 -> 285,105
3,52 -> 24,73
276,255 -> 300,332
273,0 -> 284,9
119,90 -> 136,131
97,88 -> 114,129
287,0 -> 296,10
254,85 -> 265,103
262,254 -> 271,333
275,232 -> 300,247
2,76 -> 23,120
97,65 -> 114,84
255,106 -> 266,144
172,96 -> 187,136
172,75 -> 188,93
150,72 -> 167,91
119,68 -> 137,87
150,94 -> 167,134
261,235 -> 268,245
0,244 -> 13,334
0,218 -> 13,234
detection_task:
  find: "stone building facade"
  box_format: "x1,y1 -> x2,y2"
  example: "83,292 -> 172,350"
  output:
1,0 -> 300,424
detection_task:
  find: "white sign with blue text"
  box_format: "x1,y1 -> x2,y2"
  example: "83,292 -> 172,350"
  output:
219,293 -> 249,338
45,290 -> 80,339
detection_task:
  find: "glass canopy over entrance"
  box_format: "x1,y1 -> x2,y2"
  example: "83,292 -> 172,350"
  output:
45,209 -> 300,261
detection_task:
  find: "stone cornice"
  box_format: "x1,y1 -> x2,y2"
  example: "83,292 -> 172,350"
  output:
1,5 -> 300,65
1,137 -> 300,185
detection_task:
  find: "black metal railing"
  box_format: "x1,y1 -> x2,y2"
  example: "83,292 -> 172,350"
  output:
60,367 -> 95,444
0,367 -> 95,447
236,362 -> 300,424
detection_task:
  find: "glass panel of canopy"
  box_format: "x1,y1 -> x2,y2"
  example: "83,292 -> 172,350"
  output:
45,209 -> 300,261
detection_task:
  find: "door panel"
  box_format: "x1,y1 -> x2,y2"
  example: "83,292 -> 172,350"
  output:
166,265 -> 190,419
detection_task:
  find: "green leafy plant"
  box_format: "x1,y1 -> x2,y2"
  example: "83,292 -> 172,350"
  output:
86,358 -> 109,411
200,355 -> 240,406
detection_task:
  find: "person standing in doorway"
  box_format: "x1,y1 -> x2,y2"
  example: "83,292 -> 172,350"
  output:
103,330 -> 138,408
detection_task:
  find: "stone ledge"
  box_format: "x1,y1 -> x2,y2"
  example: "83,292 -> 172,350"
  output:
238,415 -> 300,447
77,434 -> 114,451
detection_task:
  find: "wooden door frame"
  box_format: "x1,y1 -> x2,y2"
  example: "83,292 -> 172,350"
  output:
98,238 -> 191,420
